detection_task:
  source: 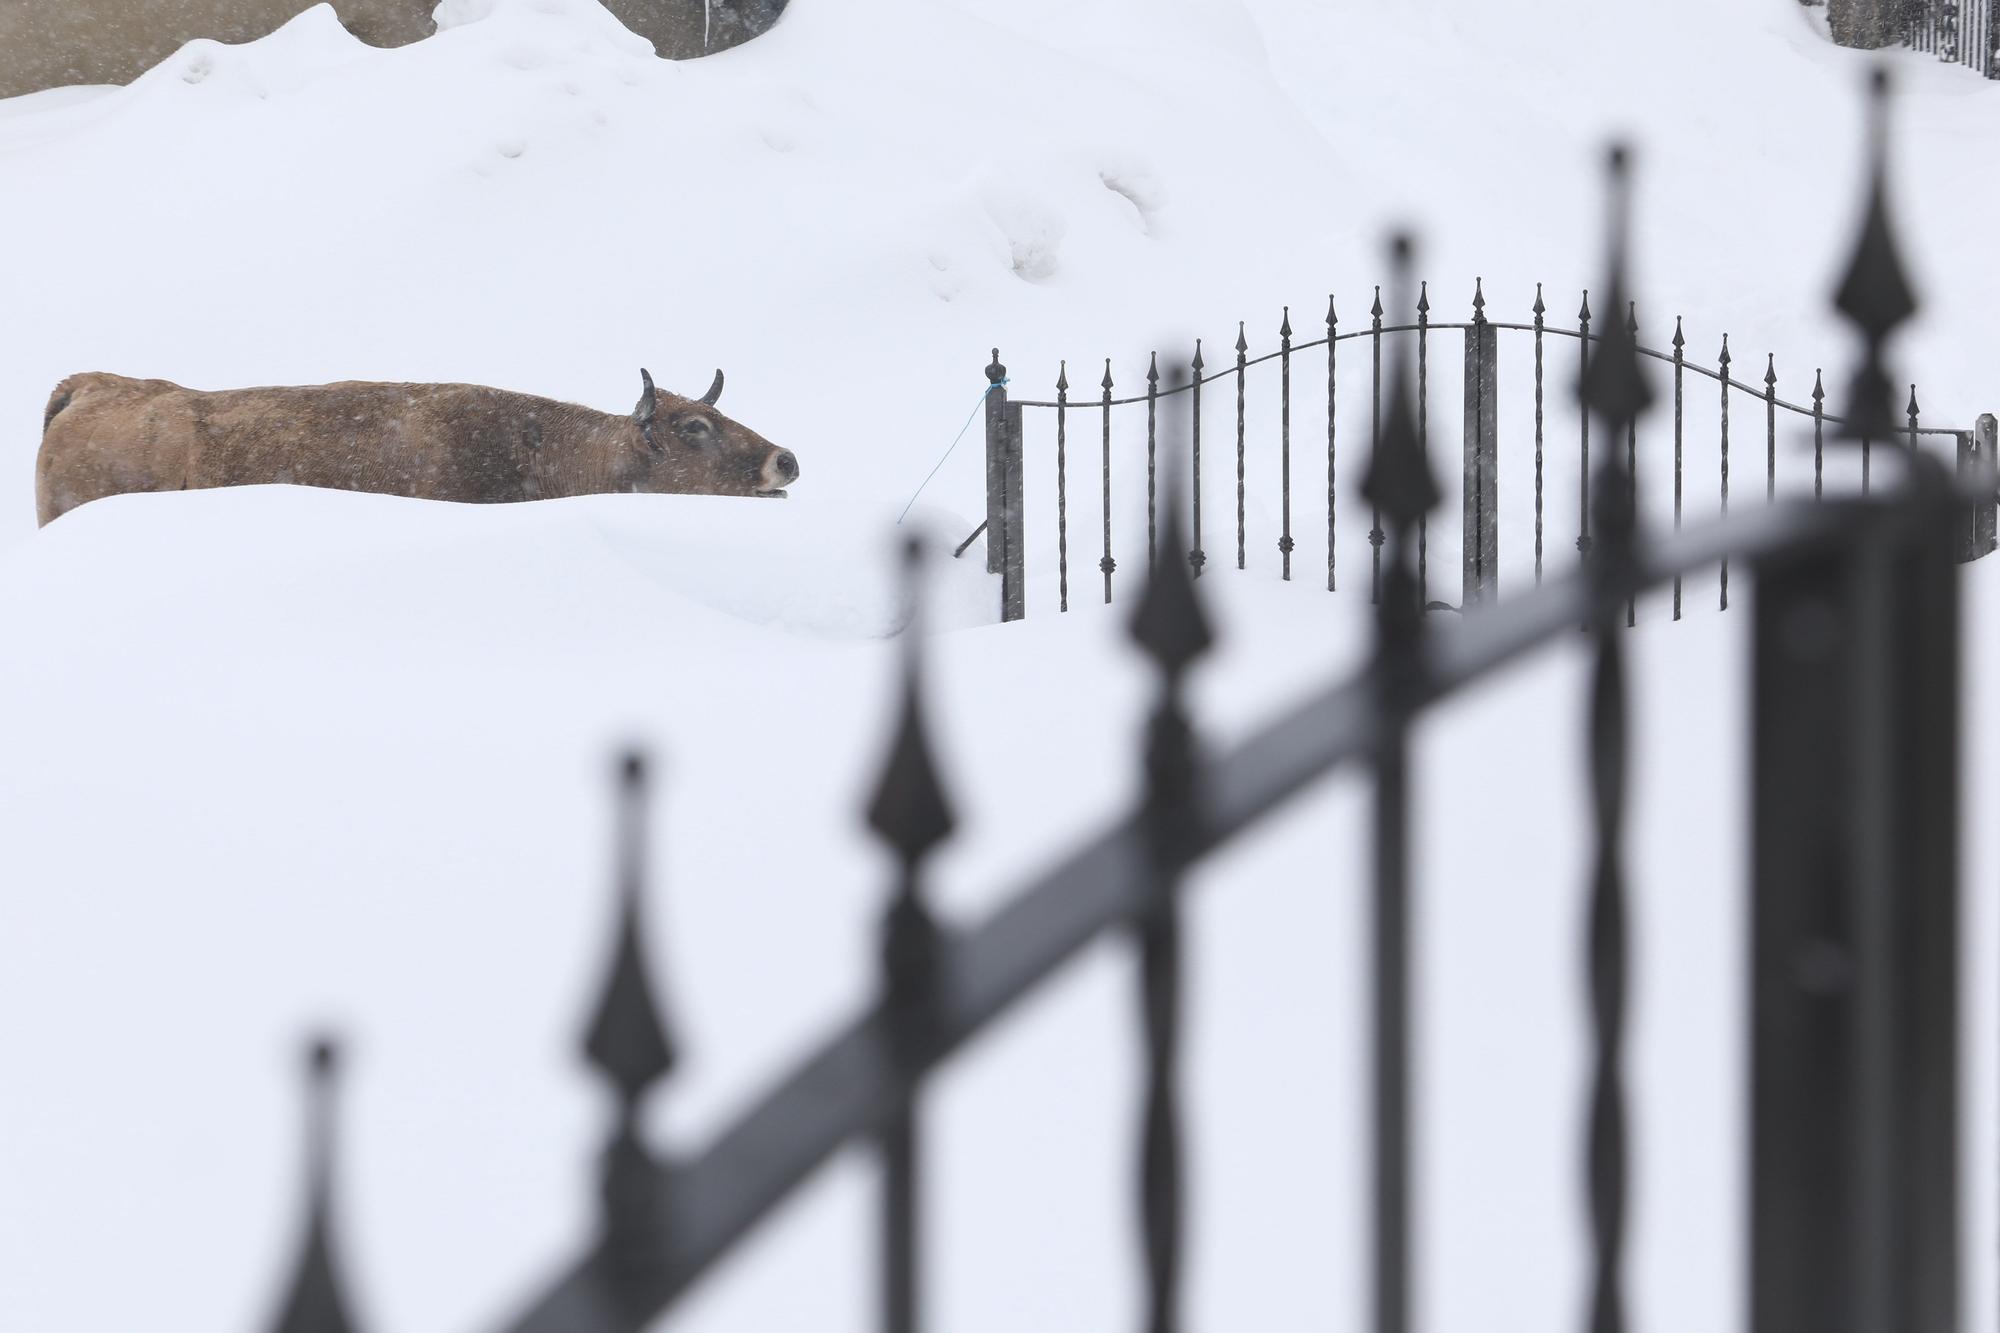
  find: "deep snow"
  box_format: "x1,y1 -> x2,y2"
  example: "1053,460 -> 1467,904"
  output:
0,0 -> 1995,1329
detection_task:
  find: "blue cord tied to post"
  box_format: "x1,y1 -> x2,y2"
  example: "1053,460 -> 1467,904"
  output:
897,377 -> 1008,526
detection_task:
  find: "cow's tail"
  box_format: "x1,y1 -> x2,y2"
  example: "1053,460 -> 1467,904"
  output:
42,377 -> 81,433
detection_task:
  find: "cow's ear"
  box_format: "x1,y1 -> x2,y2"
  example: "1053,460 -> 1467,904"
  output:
698,368 -> 723,406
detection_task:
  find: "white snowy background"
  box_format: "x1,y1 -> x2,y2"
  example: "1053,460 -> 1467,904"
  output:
0,0 -> 1995,1329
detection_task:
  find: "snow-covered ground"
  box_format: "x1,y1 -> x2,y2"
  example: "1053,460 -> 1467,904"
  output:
0,1 -> 1995,1329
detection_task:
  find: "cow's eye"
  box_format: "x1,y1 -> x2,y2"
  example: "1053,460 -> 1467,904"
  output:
677,415 -> 715,442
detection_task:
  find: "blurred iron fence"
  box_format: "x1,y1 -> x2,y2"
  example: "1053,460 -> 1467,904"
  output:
971,289 -> 1998,624
1902,0 -> 2000,75
1807,0 -> 2000,77
252,70 -> 1981,1333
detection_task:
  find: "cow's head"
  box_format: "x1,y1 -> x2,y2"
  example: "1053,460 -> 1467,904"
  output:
629,368 -> 799,498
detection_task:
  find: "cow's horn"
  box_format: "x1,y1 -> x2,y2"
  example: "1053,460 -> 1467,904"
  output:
699,368 -> 724,406
633,368 -> 657,426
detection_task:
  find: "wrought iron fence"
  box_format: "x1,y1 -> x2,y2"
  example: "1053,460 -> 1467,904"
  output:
972,264 -> 1998,625
243,69 -> 1985,1333
1902,0 -> 2000,76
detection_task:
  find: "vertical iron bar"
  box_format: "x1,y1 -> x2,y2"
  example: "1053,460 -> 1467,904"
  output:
1371,288 -> 1385,604
1129,466 -> 1209,1333
1375,723 -> 1412,1333
1148,353 -> 1160,572
1191,343 -> 1206,578
1578,292 -> 1593,562
1236,322 -> 1248,572
1535,285 -> 1547,585
1767,354 -> 1779,503
868,540 -> 955,1333
1280,309 -> 1295,581
1102,361 -> 1116,604
1720,335 -> 1732,611
1057,363 -> 1070,613
1417,283 -> 1431,607
1585,568 -> 1630,1333
1625,301 -> 1638,628
1672,318 -> 1685,620
1814,370 -> 1826,501
1328,297 -> 1339,593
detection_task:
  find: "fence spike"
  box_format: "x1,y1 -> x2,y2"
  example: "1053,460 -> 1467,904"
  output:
268,1038 -> 362,1333
1581,151 -> 1654,446
868,540 -> 956,881
1328,294 -> 1338,328
583,751 -> 677,1261
1719,333 -> 1732,371
1579,290 -> 1593,324
1132,484 -> 1214,680
1280,306 -> 1293,340
1833,67 -> 1919,440
1102,358 -> 1115,393
1532,282 -> 1546,320
1235,321 -> 1248,356
585,756 -> 678,1108
1147,351 -> 1160,387
1473,277 -> 1487,322
1672,316 -> 1684,351
1191,341 -> 1204,373
1056,361 -> 1070,394
1363,244 -> 1441,559
1766,353 -> 1779,389
1370,287 -> 1385,322
1416,281 -> 1431,317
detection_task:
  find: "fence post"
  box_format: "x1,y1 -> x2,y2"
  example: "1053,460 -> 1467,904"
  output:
984,351 -> 1008,577
1966,413 -> 1999,560
1749,479 -> 1960,1333
984,351 -> 1026,622
1461,280 -> 1499,606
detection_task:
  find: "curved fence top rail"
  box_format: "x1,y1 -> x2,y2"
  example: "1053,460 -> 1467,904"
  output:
498,486 -> 1892,1333
1008,320 -> 1971,440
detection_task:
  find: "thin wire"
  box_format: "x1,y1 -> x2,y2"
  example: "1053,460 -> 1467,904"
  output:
898,379 -> 1008,526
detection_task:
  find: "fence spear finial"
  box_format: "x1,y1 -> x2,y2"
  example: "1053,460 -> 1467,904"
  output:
1833,64 -> 1918,441
1362,235 -> 1440,639
268,1037 -> 362,1333
583,751 -> 677,1259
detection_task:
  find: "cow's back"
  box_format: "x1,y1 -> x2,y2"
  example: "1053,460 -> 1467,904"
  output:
36,376 -> 552,525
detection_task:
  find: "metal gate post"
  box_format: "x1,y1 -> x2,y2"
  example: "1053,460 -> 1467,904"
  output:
1967,413 -> 1999,560
984,352 -> 1026,622
1749,483 -> 1960,1333
1461,306 -> 1499,605
1002,401 -> 1025,622
984,352 -> 1009,577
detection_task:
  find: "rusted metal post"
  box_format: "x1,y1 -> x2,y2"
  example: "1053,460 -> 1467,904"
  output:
984,351 -> 1026,622
1461,279 -> 1499,606
1961,413 -> 1998,561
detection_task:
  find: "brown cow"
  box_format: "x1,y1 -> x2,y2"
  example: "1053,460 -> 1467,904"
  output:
35,368 -> 800,526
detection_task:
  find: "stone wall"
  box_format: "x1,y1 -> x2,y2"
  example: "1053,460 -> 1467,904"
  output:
0,0 -> 787,101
